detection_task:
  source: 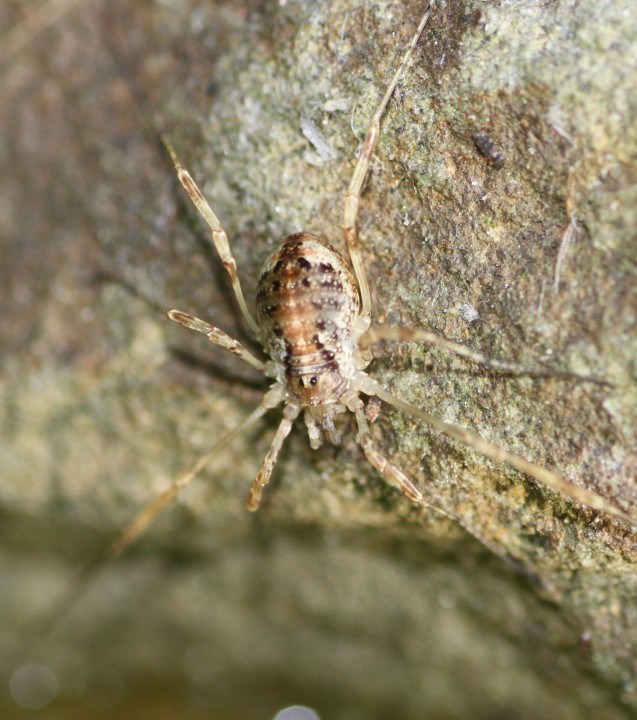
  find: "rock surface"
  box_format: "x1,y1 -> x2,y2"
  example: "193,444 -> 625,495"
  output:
1,1 -> 636,718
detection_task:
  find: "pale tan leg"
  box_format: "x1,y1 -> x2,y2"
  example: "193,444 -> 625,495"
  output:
112,417 -> 259,554
343,3 -> 434,319
163,138 -> 260,337
113,386 -> 284,554
167,309 -> 265,372
246,404 -> 301,511
22,389 -> 283,654
347,395 -> 454,522
362,325 -> 609,385
358,376 -> 635,527
348,397 -> 530,570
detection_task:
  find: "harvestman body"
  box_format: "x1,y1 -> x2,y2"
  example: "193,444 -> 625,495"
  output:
114,2 -> 633,554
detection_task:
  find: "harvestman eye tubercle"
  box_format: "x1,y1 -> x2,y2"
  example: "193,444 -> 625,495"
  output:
112,1 -> 634,556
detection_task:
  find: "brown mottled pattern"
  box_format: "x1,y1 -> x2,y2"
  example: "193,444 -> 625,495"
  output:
256,233 -> 360,386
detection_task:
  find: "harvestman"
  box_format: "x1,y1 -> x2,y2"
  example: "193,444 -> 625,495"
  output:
113,1 -> 633,555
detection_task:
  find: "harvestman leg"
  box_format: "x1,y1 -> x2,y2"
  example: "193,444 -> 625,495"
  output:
23,389 -> 284,654
23,199 -> 287,646
338,2 -> 631,525
362,325 -> 610,384
343,2 -> 434,320
112,394 -> 280,555
347,394 -> 535,570
112,306 -> 286,542
353,375 -> 636,527
164,312 -> 304,513
167,309 -> 266,372
347,395 -> 456,522
246,405 -> 301,511
163,138 -> 261,337
114,300 -> 283,555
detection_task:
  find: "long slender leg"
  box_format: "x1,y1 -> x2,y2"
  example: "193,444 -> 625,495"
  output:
167,309 -> 265,372
113,386 -> 284,554
246,404 -> 301,511
362,325 -> 610,385
348,395 -> 454,522
343,2 -> 434,319
348,398 -> 531,571
20,388 -> 284,656
355,375 -> 636,527
163,137 -> 261,337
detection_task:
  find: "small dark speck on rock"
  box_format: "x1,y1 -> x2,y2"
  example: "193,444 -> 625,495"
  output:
473,130 -> 506,167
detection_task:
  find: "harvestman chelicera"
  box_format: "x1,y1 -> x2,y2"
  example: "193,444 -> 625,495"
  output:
110,1 -> 634,557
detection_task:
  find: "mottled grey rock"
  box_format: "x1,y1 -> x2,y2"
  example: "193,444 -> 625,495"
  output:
0,1 -> 635,718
